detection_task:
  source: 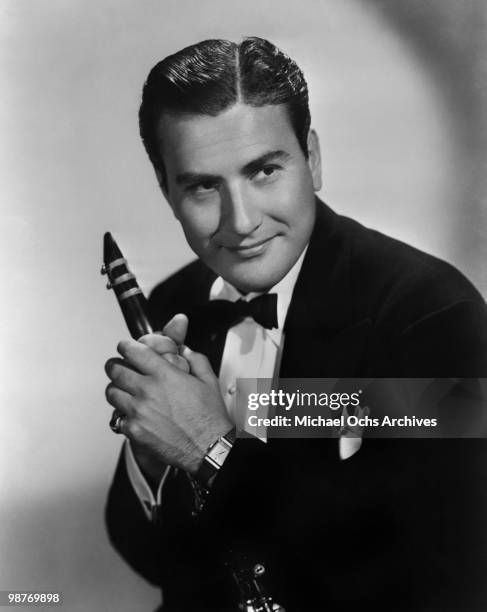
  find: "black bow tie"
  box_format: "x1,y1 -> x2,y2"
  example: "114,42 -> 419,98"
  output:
203,293 -> 278,331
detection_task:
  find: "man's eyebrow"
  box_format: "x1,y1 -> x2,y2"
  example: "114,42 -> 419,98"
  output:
174,150 -> 292,187
175,171 -> 219,187
242,150 -> 292,175
175,172 -> 221,187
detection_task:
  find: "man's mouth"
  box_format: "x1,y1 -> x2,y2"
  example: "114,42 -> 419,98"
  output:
223,236 -> 275,258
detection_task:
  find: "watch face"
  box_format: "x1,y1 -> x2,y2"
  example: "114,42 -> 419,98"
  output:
208,440 -> 232,467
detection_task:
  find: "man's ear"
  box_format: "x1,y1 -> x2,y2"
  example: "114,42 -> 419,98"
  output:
307,129 -> 322,192
155,168 -> 179,220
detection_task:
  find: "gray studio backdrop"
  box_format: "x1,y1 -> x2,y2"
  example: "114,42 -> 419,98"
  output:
1,0 -> 486,610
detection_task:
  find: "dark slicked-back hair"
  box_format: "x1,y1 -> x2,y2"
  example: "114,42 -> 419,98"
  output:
139,37 -> 311,184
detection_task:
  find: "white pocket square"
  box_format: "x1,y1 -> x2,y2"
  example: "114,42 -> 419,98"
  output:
338,404 -> 369,460
339,435 -> 362,460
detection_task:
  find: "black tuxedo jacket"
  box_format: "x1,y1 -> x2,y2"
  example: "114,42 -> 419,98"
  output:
106,201 -> 487,611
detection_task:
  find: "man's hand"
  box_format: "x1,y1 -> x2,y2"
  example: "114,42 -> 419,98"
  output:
104,317 -> 232,475
116,314 -> 189,485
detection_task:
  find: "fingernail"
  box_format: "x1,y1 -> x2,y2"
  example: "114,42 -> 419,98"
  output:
180,345 -> 192,357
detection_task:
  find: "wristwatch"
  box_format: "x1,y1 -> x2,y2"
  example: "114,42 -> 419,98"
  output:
196,428 -> 236,489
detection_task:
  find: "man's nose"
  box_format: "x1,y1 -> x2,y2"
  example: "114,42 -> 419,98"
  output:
219,183 -> 262,236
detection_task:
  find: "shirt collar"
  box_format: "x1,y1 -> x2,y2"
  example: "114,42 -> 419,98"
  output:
209,245 -> 308,332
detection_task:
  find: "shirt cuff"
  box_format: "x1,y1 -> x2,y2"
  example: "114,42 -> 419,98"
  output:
124,440 -> 171,521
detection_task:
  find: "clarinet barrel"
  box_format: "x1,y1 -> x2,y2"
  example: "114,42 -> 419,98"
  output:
101,232 -> 153,339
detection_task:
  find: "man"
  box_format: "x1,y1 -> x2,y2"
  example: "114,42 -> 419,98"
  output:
105,38 -> 487,610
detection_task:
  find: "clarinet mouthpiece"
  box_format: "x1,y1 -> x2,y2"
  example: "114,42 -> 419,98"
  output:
103,231 -> 123,264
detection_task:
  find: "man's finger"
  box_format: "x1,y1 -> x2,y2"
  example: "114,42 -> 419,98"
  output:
162,313 -> 189,346
117,338 -> 166,375
105,382 -> 135,417
138,334 -> 190,372
180,345 -> 216,383
164,352 -> 190,373
138,334 -> 178,356
105,357 -> 141,394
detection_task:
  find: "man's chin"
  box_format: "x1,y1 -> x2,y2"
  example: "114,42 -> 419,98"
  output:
218,263 -> 288,294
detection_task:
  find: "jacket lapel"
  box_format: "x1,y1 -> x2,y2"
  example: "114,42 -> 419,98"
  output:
279,200 -> 372,378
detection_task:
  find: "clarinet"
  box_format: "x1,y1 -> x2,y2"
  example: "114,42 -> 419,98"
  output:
101,232 -> 153,339
101,233 -> 286,612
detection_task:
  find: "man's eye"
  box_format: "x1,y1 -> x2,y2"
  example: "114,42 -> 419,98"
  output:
253,166 -> 280,181
189,181 -> 218,195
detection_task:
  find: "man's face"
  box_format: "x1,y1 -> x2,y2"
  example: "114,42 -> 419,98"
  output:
157,103 -> 321,293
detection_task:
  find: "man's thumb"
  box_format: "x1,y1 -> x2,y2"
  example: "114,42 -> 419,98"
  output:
162,313 -> 188,346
